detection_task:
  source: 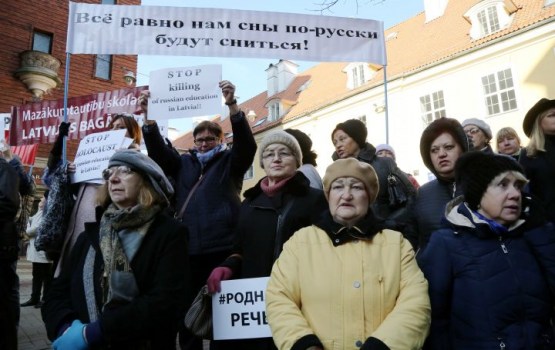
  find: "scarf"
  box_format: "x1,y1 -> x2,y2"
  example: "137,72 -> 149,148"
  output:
99,203 -> 160,306
195,143 -> 227,168
260,175 -> 295,197
473,210 -> 508,236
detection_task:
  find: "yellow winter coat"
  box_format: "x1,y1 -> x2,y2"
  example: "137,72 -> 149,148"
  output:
266,225 -> 430,350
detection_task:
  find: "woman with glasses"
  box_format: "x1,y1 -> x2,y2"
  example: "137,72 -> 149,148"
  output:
462,118 -> 493,153
139,81 -> 257,350
206,130 -> 326,350
42,150 -> 190,350
44,114 -> 143,276
520,98 -> 555,223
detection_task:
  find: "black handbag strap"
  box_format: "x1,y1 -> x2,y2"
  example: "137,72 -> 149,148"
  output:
176,174 -> 205,221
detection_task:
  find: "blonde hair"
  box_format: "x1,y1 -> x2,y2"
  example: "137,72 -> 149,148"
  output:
525,109 -> 548,157
496,127 -> 521,151
96,173 -> 164,208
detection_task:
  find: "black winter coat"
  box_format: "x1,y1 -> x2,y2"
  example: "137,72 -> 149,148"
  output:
0,158 -> 20,260
520,135 -> 555,223
418,199 -> 555,350
143,111 -> 257,255
42,211 -> 191,349
229,172 -> 326,279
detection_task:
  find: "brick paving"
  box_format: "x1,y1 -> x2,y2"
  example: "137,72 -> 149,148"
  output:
17,258 -> 51,350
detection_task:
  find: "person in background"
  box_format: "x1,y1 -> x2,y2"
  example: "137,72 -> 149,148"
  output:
405,118 -> 470,250
42,150 -> 190,350
495,126 -> 522,160
375,143 -> 420,189
206,130 -> 326,350
20,191 -> 52,309
520,98 -> 555,223
139,81 -> 257,350
331,119 -> 415,224
47,114 -> 143,277
462,118 -> 493,153
0,149 -> 21,350
418,152 -> 555,349
266,158 -> 430,350
284,128 -> 323,190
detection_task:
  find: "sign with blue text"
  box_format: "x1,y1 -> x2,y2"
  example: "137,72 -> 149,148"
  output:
212,277 -> 271,340
67,3 -> 386,64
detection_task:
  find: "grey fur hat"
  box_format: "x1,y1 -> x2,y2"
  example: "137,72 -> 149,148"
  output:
259,130 -> 303,168
108,149 -> 174,206
462,118 -> 492,140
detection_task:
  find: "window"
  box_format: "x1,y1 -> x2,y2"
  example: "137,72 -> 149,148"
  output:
268,102 -> 280,121
481,68 -> 517,115
253,118 -> 266,128
101,0 -> 116,4
243,165 -> 254,180
477,6 -> 500,36
95,54 -> 112,80
352,64 -> 366,88
420,90 -> 446,124
32,31 -> 52,53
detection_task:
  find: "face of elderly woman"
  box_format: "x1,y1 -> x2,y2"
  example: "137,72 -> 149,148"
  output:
103,165 -> 142,209
328,177 -> 369,226
478,172 -> 526,226
262,144 -> 297,184
332,130 -> 360,159
540,107 -> 555,135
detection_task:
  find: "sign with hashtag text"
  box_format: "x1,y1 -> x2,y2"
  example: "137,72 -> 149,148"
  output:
212,277 -> 271,340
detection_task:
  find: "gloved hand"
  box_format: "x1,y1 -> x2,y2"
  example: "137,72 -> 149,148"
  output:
53,319 -> 88,350
207,266 -> 233,293
58,121 -> 70,137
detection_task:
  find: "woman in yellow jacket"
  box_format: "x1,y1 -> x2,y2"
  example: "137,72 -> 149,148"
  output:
266,158 -> 430,350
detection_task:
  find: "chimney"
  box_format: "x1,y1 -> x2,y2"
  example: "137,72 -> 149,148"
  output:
424,0 -> 449,22
266,60 -> 298,97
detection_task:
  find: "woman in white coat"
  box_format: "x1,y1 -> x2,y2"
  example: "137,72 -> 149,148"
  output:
21,192 -> 52,308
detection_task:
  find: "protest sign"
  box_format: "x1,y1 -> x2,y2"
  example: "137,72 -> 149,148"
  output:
9,86 -> 147,146
148,65 -> 222,120
212,277 -> 271,340
71,129 -> 128,184
67,3 -> 386,64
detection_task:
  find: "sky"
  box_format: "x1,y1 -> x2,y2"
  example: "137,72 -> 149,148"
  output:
137,0 -> 424,132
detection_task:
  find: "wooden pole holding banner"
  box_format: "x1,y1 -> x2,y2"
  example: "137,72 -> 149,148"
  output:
62,52 -> 70,164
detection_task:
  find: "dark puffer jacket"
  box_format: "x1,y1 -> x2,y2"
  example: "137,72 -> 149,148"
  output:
143,111 -> 257,255
520,135 -> 555,223
418,198 -> 555,350
332,142 -> 415,223
0,158 -> 20,260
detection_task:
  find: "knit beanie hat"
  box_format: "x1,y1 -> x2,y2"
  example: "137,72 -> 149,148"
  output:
323,158 -> 379,204
420,118 -> 470,173
331,119 -> 368,148
108,149 -> 174,206
259,130 -> 303,168
462,118 -> 492,140
375,144 -> 396,160
455,151 -> 524,210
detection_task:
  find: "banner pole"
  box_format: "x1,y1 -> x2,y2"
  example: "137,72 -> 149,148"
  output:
383,65 -> 389,144
62,52 -> 70,164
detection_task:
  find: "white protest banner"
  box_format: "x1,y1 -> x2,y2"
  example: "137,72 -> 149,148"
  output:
212,277 -> 271,340
71,129 -> 127,184
148,65 -> 222,120
67,3 -> 386,65
0,114 -> 6,151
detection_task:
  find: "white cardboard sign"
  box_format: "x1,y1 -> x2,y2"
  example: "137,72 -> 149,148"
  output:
212,277 -> 271,340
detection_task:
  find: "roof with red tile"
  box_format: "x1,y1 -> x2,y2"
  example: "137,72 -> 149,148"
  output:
172,0 -> 555,149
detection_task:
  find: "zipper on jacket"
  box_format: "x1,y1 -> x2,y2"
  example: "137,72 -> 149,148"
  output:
499,236 -> 508,254
497,337 -> 506,349
451,182 -> 457,198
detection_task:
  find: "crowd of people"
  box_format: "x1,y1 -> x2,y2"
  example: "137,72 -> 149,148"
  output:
1,83 -> 555,350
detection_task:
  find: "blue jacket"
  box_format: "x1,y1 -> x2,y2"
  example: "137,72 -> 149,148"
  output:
143,111 -> 257,255
418,197 -> 555,350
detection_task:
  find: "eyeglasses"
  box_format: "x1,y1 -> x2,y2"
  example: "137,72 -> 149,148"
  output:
465,128 -> 481,135
102,165 -> 135,180
194,136 -> 218,146
262,150 -> 293,160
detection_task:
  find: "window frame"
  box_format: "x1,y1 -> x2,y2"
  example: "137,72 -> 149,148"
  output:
94,54 -> 113,80
420,90 -> 446,124
480,68 -> 517,116
32,31 -> 53,54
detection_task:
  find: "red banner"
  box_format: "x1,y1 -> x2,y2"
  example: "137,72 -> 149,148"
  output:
4,130 -> 38,165
10,86 -> 147,146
